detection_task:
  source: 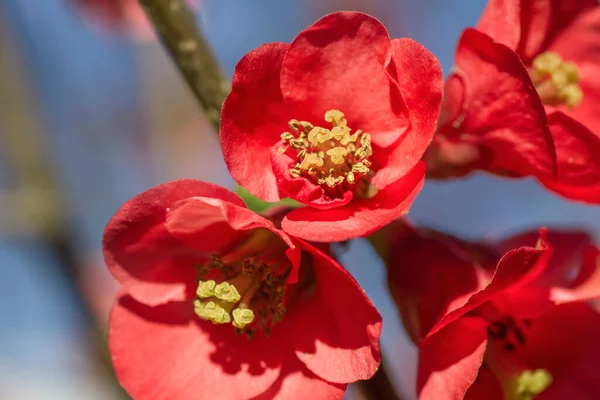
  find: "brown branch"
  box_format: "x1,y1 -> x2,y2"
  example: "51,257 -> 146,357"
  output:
138,0 -> 230,132
356,358 -> 403,400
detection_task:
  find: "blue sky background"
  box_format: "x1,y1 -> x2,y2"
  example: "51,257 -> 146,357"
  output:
1,1 -> 599,399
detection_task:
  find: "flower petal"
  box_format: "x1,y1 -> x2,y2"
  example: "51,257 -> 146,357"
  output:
270,144 -> 354,209
428,229 -> 550,338
476,0 -> 521,51
515,302 -> 600,399
549,6 -> 600,135
464,366 -> 503,400
110,294 -> 287,400
442,28 -> 556,180
477,0 -> 598,63
539,112 -> 600,203
280,11 -> 408,148
220,42 -> 290,202
291,240 -> 381,383
418,316 -> 489,400
102,179 -> 244,306
386,226 -> 494,342
253,356 -> 346,400
371,38 -> 443,188
165,196 -> 302,283
281,162 -> 425,242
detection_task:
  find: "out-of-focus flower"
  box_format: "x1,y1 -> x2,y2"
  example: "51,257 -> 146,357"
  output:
104,179 -> 381,399
220,11 -> 443,242
386,223 -> 600,399
72,0 -> 200,40
427,0 -> 600,203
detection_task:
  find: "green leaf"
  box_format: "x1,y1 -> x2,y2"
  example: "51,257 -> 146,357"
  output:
236,185 -> 300,213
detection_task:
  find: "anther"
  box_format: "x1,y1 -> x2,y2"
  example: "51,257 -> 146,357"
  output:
281,109 -> 373,193
232,308 -> 255,329
196,280 -> 216,298
508,369 -> 553,400
327,147 -> 348,165
530,51 -> 583,109
213,282 -> 241,303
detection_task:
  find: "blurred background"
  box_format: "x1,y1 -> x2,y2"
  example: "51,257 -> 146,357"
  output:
1,1 -> 599,399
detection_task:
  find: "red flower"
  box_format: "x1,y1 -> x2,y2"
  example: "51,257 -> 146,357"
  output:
428,0 -> 600,203
220,12 -> 443,242
104,179 -> 382,400
386,223 -> 600,399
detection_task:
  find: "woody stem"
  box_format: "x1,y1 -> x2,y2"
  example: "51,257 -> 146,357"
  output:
356,358 -> 403,400
138,0 -> 230,131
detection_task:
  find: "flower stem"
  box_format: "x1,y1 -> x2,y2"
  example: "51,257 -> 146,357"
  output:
356,359 -> 403,400
138,0 -> 230,131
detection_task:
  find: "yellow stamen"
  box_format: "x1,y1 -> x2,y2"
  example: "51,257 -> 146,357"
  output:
327,147 -> 348,165
299,152 -> 324,170
280,110 -> 373,191
324,109 -> 347,127
232,308 -> 255,329
507,369 -> 553,400
530,51 -> 583,109
194,299 -> 232,324
196,280 -> 216,298
213,282 -> 241,303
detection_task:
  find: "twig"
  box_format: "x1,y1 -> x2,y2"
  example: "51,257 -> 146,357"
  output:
138,0 -> 230,131
356,358 -> 403,400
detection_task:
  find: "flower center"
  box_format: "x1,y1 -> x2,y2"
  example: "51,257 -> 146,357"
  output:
280,110 -> 373,196
484,316 -> 553,399
529,51 -> 583,109
193,230 -> 289,339
507,369 -> 553,400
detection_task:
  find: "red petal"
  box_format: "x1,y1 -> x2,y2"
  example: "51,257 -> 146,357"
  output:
444,28 -> 556,179
281,162 -> 425,242
220,42 -> 290,202
550,244 -> 600,305
491,230 -> 600,320
539,112 -> 600,203
270,144 -> 354,209
102,179 -> 245,306
386,226 -> 493,342
253,356 -> 346,400
476,0 -> 521,51
418,316 -> 489,400
494,229 -> 592,288
165,196 -> 302,283
291,240 -> 381,383
549,7 -> 600,136
464,366 -> 503,400
371,38 -> 443,188
428,229 -> 550,338
514,302 -> 600,399
280,11 -> 408,148
477,0 -> 598,63
110,294 -> 287,399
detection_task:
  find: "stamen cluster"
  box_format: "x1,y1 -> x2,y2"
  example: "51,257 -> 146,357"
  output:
194,254 -> 287,339
530,51 -> 583,109
281,110 -> 373,192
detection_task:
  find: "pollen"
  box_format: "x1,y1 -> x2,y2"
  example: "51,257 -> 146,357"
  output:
193,251 -> 289,339
508,369 -> 553,400
213,281 -> 241,303
232,308 -> 255,329
530,51 -> 583,109
280,110 -> 373,194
